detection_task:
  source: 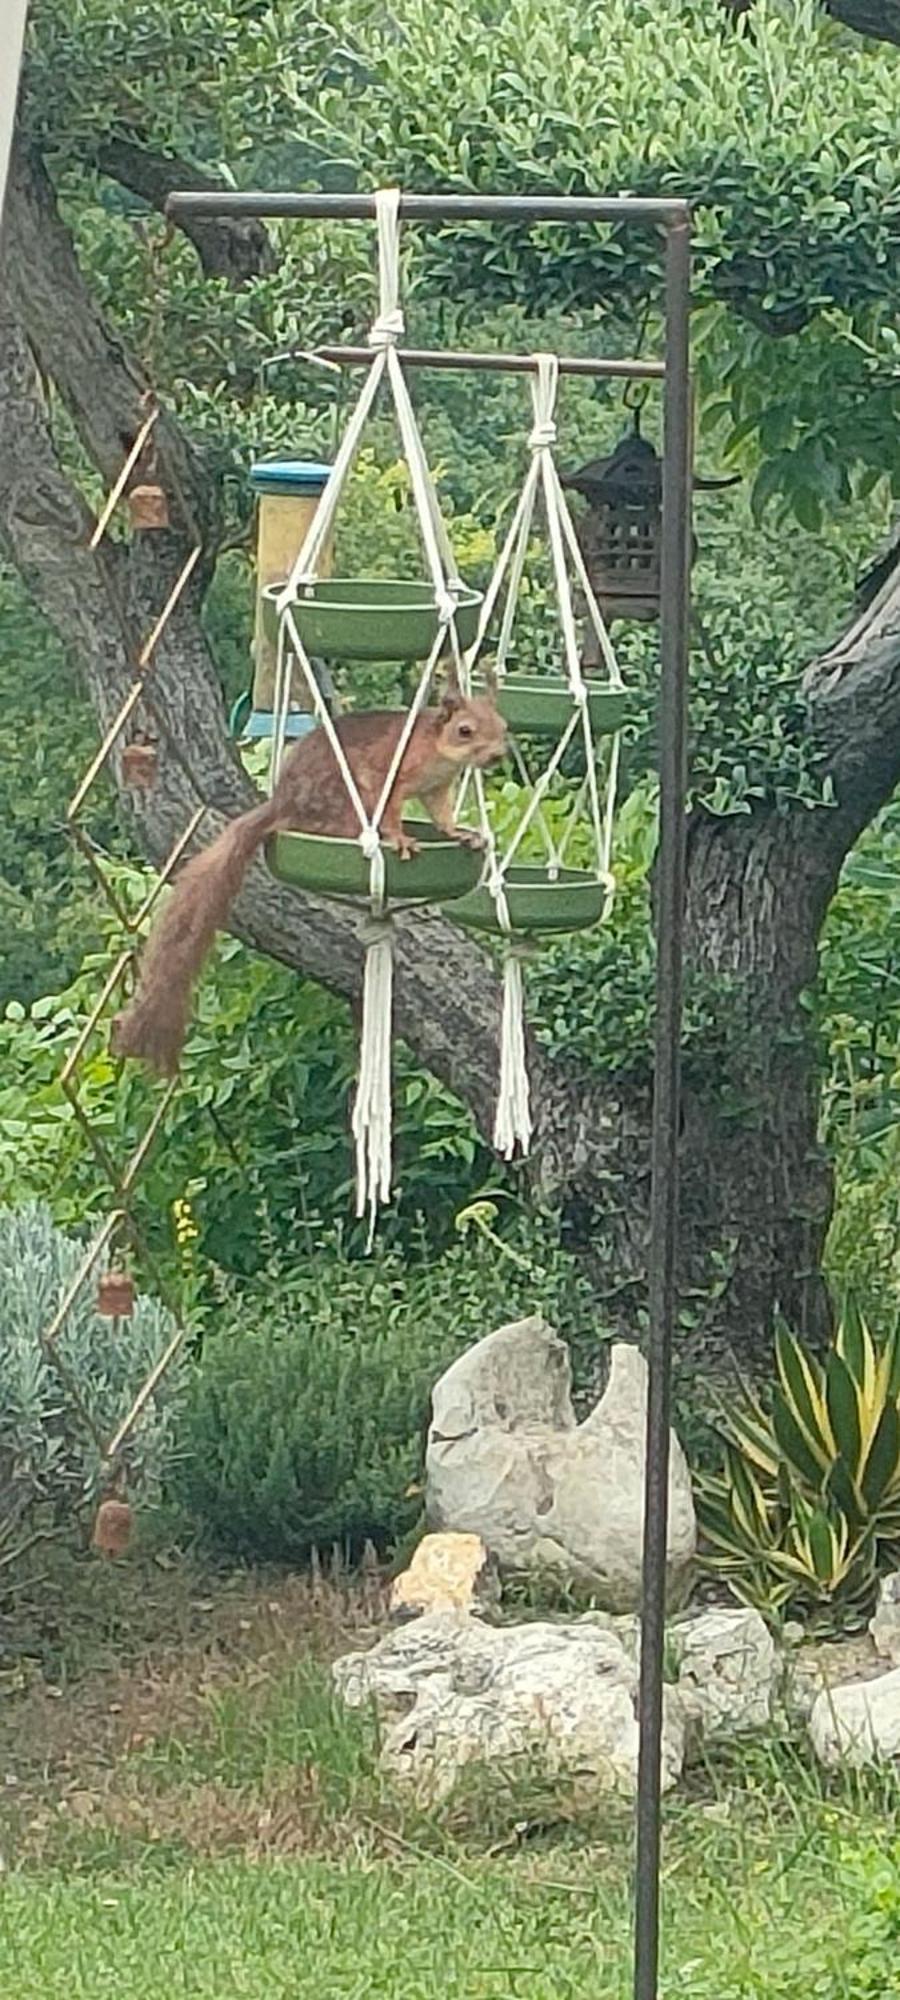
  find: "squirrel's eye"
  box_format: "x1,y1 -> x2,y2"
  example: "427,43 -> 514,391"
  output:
457,721 -> 474,739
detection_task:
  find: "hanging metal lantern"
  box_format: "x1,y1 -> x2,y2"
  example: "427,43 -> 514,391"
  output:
561,430 -> 738,628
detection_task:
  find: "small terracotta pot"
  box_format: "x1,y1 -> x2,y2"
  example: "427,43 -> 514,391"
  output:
97,1271 -> 135,1317
127,483 -> 169,530
121,743 -> 159,790
92,1497 -> 134,1557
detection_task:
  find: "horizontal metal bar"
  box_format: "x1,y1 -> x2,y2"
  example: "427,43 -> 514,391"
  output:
166,191 -> 690,227
313,344 -> 664,381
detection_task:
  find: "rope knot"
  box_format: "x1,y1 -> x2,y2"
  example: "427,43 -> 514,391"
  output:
485,862 -> 513,937
529,416 -> 558,452
358,907 -> 393,949
368,307 -> 405,350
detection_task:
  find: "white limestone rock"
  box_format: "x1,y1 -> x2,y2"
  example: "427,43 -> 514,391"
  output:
809,1665 -> 900,1768
334,1610 -> 686,1803
426,1321 -> 696,1613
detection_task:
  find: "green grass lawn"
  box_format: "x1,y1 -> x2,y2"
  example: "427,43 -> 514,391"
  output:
1,1557 -> 899,1999
3,1814 -> 899,2000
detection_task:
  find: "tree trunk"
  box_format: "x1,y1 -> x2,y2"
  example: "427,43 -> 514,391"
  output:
677,808 -> 842,1374
3,139 -> 900,1387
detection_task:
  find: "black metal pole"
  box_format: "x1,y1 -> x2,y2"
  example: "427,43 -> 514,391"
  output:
633,219 -> 692,2000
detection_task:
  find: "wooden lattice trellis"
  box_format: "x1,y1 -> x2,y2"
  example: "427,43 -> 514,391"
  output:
41,408 -> 207,1480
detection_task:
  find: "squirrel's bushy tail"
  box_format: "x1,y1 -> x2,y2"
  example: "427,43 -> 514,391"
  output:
112,799 -> 278,1076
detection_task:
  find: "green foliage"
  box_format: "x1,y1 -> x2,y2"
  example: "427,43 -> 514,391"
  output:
833,1841 -> 900,1997
173,1221 -> 597,1561
29,0 -> 900,535
0,1202 -> 184,1562
815,799 -> 900,1330
0,900 -> 500,1282
304,0 -> 900,522
696,1300 -> 900,1619
818,802 -> 900,1151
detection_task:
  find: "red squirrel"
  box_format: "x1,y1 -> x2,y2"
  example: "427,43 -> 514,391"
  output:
111,693 -> 507,1078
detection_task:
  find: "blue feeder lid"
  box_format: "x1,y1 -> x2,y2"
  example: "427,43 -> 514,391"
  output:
242,710 -> 320,743
250,458 -> 332,496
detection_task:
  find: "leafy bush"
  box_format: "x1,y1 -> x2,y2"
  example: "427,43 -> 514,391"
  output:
0,1202 -> 185,1564
696,1300 -> 900,1620
172,1221 -> 598,1563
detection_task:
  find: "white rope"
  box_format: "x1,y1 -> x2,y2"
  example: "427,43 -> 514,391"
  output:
353,914 -> 394,1244
275,349 -> 387,610
551,457 -> 624,690
495,950 -> 532,1159
368,187 -> 405,350
270,189 -> 483,1230
387,345 -> 462,623
459,353 -> 629,1156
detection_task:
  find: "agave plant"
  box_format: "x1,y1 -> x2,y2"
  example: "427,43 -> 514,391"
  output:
696,1300 -> 900,1617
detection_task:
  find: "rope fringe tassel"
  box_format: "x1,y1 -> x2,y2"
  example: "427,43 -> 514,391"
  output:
352,917 -> 395,1245
494,948 -> 532,1160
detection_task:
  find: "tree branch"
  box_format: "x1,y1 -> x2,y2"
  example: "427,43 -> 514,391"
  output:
805,552 -> 900,834
3,139 -> 212,539
824,0 -> 900,42
719,0 -> 900,45
95,138 -> 275,284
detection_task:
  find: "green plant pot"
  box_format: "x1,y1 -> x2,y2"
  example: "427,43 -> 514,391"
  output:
452,864 -> 610,936
472,675 -> 631,738
263,579 -> 484,663
266,821 -> 484,904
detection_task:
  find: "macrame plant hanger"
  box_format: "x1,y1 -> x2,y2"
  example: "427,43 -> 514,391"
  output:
269,189 -> 476,1238
457,353 -> 626,1159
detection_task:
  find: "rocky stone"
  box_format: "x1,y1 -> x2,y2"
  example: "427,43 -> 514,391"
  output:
389,1532 -> 500,1622
870,1572 -> 900,1666
670,1606 -> 778,1739
334,1610 -> 686,1803
426,1321 -> 696,1613
782,1634 -> 886,1724
809,1664 -> 900,1768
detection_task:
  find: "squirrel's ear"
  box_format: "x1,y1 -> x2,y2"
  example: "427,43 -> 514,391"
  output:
436,687 -> 464,720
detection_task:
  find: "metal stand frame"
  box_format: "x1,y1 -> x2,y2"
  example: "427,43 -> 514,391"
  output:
166,187 -> 692,1999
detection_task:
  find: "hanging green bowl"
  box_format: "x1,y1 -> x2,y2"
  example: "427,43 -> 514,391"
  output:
472,676 -> 631,738
266,821 -> 484,904
452,864 -> 609,937
263,579 -> 483,663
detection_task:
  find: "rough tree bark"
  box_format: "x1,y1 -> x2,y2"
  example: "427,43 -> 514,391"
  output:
3,137 -> 900,1384
719,0 -> 900,44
